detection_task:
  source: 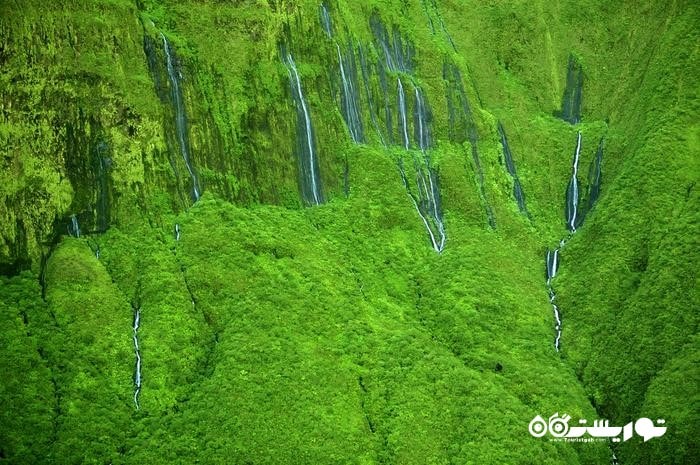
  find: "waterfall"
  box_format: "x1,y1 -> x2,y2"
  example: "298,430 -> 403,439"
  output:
414,86 -> 431,151
553,303 -> 562,351
370,13 -> 413,73
397,78 -> 410,150
399,161 -> 445,253
545,131 -> 602,351
320,2 -> 332,38
175,223 -> 181,241
497,122 -> 528,215
336,43 -> 364,143
162,33 -> 202,202
132,306 -> 142,409
545,248 -> 559,284
362,16 -> 444,251
68,214 -> 81,238
396,79 -> 445,252
545,246 -> 562,351
566,131 -> 582,232
283,52 -> 323,205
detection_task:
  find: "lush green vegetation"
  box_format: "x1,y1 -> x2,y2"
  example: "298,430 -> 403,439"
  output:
0,0 -> 697,463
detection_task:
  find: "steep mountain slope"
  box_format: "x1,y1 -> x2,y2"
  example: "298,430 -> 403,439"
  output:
0,0 -> 697,464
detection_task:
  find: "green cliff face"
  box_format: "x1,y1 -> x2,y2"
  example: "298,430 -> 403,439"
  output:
0,0 -> 697,463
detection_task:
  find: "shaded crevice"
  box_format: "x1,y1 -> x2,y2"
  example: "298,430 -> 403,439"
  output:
357,376 -> 376,434
177,261 -> 219,378
421,0 -> 457,52
497,122 -> 529,217
37,346 -> 61,445
557,54 -> 584,124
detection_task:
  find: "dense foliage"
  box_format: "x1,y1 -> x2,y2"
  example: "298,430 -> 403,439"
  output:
0,0 -> 697,463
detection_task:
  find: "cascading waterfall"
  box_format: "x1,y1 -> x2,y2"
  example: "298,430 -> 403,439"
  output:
545,131 -> 604,352
545,246 -> 562,351
132,306 -> 142,409
497,122 -> 528,216
68,215 -> 81,238
545,130 -> 583,351
282,52 -> 323,205
175,223 -> 181,241
162,33 -> 202,202
565,131 -> 582,232
314,12 -> 445,250
396,79 -> 445,253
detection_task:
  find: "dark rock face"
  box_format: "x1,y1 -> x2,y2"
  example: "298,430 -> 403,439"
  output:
497,122 -> 528,216
559,54 -> 584,124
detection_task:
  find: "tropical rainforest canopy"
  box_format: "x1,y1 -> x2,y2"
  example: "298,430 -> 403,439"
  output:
0,0 -> 698,464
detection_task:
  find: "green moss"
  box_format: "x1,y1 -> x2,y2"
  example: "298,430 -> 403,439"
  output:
0,0 -> 697,463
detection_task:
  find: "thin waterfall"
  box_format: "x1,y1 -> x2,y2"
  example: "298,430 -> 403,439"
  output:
68,214 -> 81,238
397,79 -> 445,252
545,248 -> 559,284
565,131 -> 582,232
319,1 -> 363,143
399,161 -> 445,253
377,56 -> 393,144
336,43 -> 364,143
320,2 -> 332,38
162,33 -> 201,202
283,52 -> 323,205
414,86 -> 430,151
545,245 -> 563,351
370,13 -> 413,73
545,131 -> 604,352
133,306 -> 142,409
397,78 -> 410,150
